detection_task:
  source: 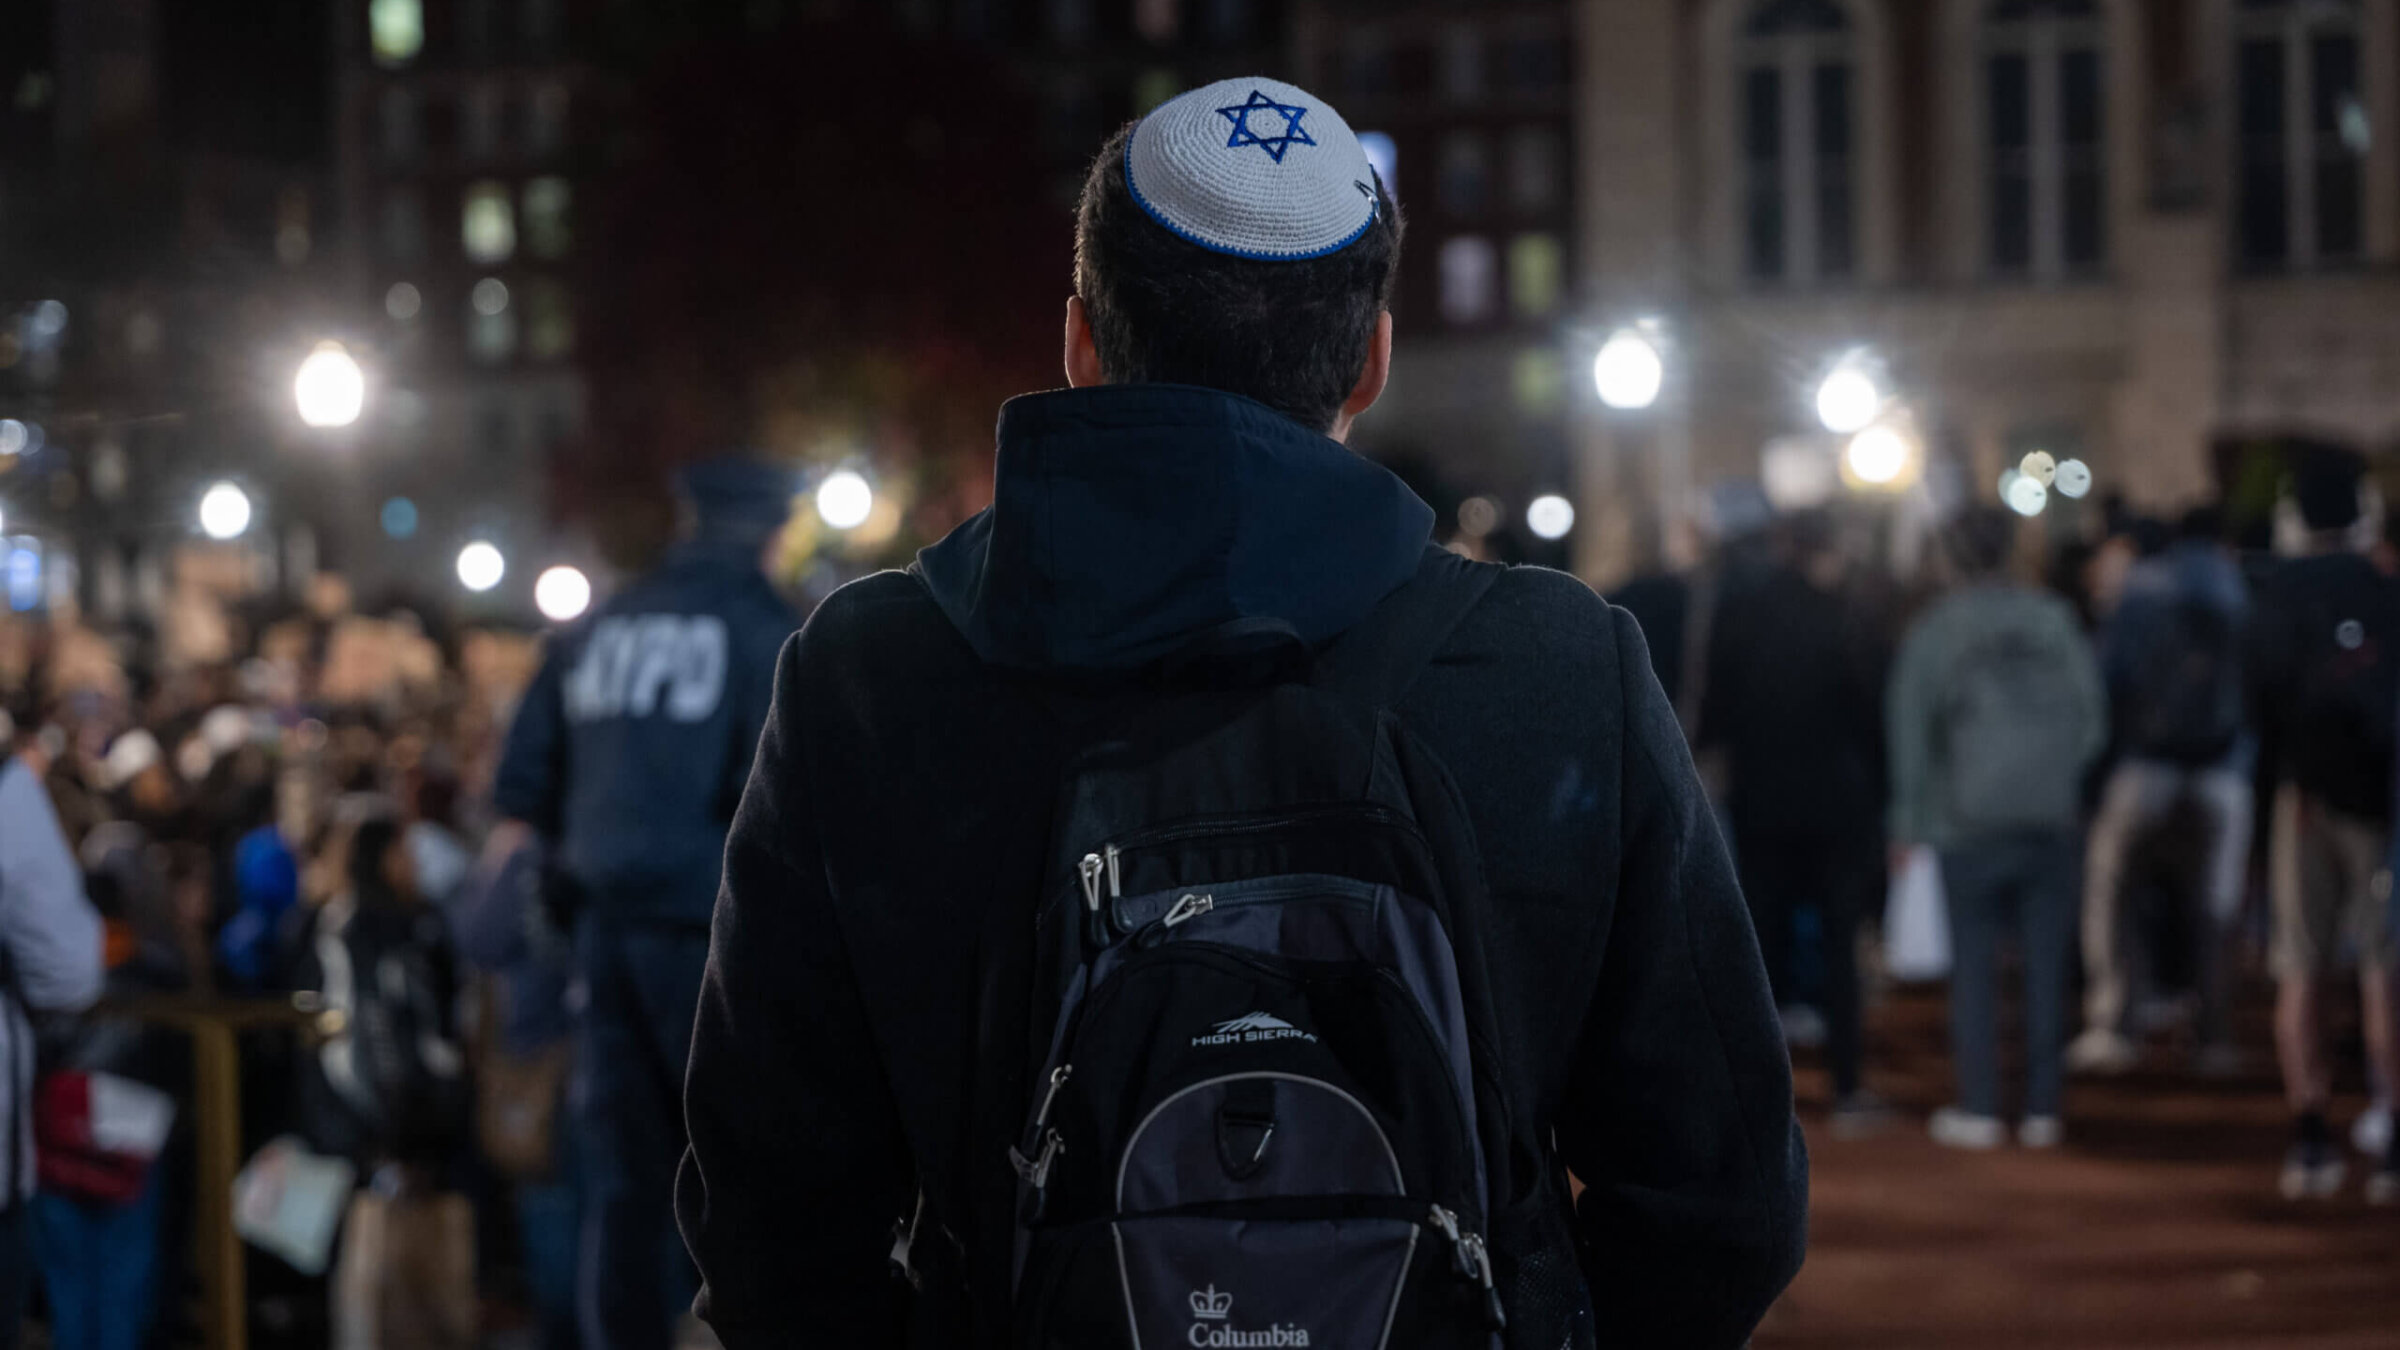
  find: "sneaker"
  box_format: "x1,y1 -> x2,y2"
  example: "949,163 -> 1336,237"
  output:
2065,1028 -> 2139,1076
1829,1091 -> 1896,1141
2371,1133 -> 2400,1206
2018,1116 -> 2065,1149
2280,1116 -> 2346,1200
1780,1004 -> 1827,1050
2352,1101 -> 2393,1158
1929,1107 -> 2007,1150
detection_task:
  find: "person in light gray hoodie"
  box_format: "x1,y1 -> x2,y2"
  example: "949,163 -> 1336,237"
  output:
0,749 -> 106,1347
1887,507 -> 2107,1152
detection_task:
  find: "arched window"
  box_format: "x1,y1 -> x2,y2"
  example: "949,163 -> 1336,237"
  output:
1984,0 -> 2105,277
2236,0 -> 2366,269
1740,0 -> 1857,283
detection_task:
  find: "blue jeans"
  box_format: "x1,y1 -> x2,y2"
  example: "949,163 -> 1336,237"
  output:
517,1121 -> 582,1350
574,914 -> 709,1350
31,1173 -> 163,1350
1941,833 -> 2081,1119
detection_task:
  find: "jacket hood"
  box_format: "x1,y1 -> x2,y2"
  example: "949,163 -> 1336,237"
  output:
917,384 -> 1435,672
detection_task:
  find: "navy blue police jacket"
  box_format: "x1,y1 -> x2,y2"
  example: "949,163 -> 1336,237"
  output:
494,542 -> 796,926
677,385 -> 1807,1347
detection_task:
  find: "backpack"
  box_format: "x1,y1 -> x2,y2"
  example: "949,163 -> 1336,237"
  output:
968,556 -> 1589,1350
2123,596 -> 2243,766
1937,614 -> 2089,834
299,895 -> 469,1162
2284,564 -> 2400,806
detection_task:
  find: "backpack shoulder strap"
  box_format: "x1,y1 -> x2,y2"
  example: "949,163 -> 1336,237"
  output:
1312,547 -> 1502,709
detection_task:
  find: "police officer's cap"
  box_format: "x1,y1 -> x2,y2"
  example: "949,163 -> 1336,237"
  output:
677,457 -> 797,543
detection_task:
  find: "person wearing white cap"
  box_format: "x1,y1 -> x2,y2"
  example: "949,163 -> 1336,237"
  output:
680,78 -> 1803,1348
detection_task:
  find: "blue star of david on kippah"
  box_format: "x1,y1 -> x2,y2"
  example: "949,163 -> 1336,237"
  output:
1217,88 -> 1316,163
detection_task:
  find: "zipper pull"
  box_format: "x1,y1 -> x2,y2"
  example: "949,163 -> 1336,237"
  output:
1079,854 -> 1104,911
1135,893 -> 1214,949
1104,843 -> 1122,899
1462,1232 -> 1506,1330
1427,1205 -> 1467,1274
1031,1064 -> 1071,1128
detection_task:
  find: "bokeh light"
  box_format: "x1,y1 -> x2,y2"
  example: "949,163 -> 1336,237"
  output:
1845,425 -> 1912,487
198,482 -> 252,540
293,341 -> 365,428
1815,362 -> 1883,434
1526,494 -> 1576,541
1593,329 -> 1664,411
380,497 -> 419,539
534,565 -> 592,621
456,541 -> 505,592
816,470 -> 874,530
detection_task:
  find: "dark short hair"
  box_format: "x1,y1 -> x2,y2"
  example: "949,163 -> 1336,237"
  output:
1074,122 -> 1404,434
1949,506 -> 2017,576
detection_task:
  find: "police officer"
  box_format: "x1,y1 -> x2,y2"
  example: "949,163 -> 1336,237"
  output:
491,459 -> 798,1350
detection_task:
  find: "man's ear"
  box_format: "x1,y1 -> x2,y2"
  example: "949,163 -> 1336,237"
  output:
1064,296 -> 1105,389
1328,311 -> 1393,444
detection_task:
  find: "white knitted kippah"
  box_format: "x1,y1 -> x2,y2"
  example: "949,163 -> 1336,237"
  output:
1126,76 -> 1381,261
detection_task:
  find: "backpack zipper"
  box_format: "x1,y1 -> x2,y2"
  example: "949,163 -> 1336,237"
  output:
1427,1204 -> 1507,1330
1010,1064 -> 1073,1219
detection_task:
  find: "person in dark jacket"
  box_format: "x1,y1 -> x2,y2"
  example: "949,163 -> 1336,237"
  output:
677,78 -> 1804,1348
2245,443 -> 2400,1202
1698,508 -> 1891,1133
491,460 -> 798,1350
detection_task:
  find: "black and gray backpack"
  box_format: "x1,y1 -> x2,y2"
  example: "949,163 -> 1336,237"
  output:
989,554 -> 1586,1349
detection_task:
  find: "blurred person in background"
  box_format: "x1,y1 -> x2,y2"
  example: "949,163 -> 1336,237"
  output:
454,833 -> 580,1350
2072,504 -> 2252,1076
0,731 -> 106,1348
490,459 -> 797,1350
1888,507 -> 2107,1150
2244,443 -> 2400,1201
1698,508 -> 1892,1132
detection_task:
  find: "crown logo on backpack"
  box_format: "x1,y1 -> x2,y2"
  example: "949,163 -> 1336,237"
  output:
1190,1286 -> 1233,1321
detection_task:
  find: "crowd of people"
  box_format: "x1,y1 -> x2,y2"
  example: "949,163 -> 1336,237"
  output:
0,463 -> 796,1350
1622,439 -> 2400,1201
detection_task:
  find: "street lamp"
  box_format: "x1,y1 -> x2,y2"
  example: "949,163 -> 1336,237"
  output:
535,565 -> 592,621
1526,494 -> 1576,540
816,470 -> 874,530
294,341 -> 365,428
1814,357 -> 1884,435
456,541 -> 505,592
1592,328 -> 1664,411
198,482 -> 252,540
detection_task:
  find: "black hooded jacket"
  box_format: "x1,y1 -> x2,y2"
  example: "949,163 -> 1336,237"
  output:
677,385 -> 1806,1347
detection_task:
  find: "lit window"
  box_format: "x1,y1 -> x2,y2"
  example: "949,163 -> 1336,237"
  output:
1507,126 -> 1562,213
1441,24 -> 1484,103
1439,132 -> 1489,216
1358,131 -> 1399,196
1134,69 -> 1180,114
1508,233 -> 1564,317
527,278 -> 574,360
463,181 -> 516,264
463,83 -> 504,162
527,83 -> 570,156
2235,0 -> 2364,269
1135,0 -> 1179,43
1513,348 -> 1566,414
1439,236 -> 1497,325
1986,0 -> 2105,278
380,87 -> 419,164
370,0 -> 424,67
383,189 -> 426,260
469,288 -> 519,364
523,177 -> 571,258
1741,0 -> 1856,284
